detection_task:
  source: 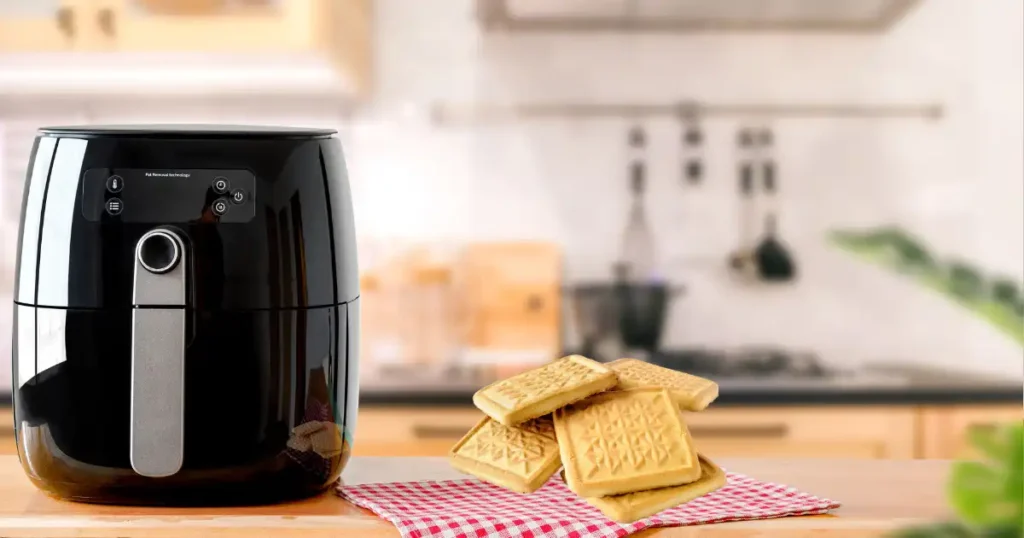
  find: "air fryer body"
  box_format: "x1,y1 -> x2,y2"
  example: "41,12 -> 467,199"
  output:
10,125 -> 359,505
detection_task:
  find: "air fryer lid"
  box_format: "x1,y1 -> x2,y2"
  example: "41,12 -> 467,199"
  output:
38,124 -> 337,139
18,129 -> 358,311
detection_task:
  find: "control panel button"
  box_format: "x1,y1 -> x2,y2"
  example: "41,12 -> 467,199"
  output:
105,198 -> 124,216
212,198 -> 230,216
106,175 -> 124,193
213,177 -> 230,194
230,189 -> 246,205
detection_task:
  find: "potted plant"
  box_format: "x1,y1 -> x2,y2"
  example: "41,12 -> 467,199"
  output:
829,226 -> 1023,538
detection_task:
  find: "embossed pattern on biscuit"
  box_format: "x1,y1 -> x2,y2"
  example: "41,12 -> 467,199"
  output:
449,415 -> 561,494
555,388 -> 702,497
583,454 -> 727,523
474,355 -> 616,426
609,358 -> 719,411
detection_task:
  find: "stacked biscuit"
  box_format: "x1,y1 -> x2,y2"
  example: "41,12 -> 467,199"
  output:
449,355 -> 726,523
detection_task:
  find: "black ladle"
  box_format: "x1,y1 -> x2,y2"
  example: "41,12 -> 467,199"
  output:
755,160 -> 797,281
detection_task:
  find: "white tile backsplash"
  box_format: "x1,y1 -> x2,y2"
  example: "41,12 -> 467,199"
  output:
0,0 -> 1021,392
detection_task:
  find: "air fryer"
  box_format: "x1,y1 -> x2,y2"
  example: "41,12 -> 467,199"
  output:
10,125 -> 360,506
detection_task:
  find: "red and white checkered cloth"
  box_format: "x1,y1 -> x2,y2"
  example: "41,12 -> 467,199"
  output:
337,469 -> 839,538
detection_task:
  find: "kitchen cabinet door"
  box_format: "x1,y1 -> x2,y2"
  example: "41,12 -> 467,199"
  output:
919,405 -> 1023,460
682,406 -> 918,460
0,0 -> 88,52
0,408 -> 13,455
88,0 -> 371,92
354,407 -> 481,457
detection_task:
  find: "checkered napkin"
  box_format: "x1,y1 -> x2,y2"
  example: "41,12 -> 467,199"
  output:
337,470 -> 839,538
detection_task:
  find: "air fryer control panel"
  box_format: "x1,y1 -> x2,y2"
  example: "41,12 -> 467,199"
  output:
81,168 -> 256,223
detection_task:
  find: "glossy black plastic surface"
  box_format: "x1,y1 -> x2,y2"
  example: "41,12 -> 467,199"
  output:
11,126 -> 360,505
80,168 -> 257,223
14,129 -> 359,310
12,301 -> 359,505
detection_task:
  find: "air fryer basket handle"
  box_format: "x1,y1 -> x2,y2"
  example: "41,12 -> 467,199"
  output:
130,229 -> 187,478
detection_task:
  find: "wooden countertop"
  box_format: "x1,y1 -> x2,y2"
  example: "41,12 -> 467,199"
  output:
0,456 -> 952,537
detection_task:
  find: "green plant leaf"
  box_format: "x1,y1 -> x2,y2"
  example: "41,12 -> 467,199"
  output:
888,521 -> 977,538
968,426 -> 1009,463
979,523 -> 1024,538
827,227 -> 1024,346
948,423 -> 1024,529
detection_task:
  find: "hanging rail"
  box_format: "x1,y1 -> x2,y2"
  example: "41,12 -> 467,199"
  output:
429,101 -> 944,125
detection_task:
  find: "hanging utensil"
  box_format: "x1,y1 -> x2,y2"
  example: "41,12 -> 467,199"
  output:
754,129 -> 797,282
678,101 -> 703,186
728,128 -> 757,277
618,125 -> 656,283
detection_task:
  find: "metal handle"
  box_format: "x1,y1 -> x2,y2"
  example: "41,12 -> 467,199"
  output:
413,425 -> 472,439
97,7 -> 115,37
56,7 -> 75,38
130,229 -> 188,478
689,424 -> 789,438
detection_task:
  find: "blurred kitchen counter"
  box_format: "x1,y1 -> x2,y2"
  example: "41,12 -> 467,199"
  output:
3,375 -> 1021,460
352,363 -> 1021,461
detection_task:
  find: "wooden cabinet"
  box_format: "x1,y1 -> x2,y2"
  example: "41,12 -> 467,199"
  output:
0,0 -> 372,96
353,405 -> 919,459
456,243 -> 562,367
1,404 -> 1018,460
919,405 -> 1023,460
683,406 -> 917,459
0,0 -> 83,52
0,408 -> 14,456
354,407 -> 482,457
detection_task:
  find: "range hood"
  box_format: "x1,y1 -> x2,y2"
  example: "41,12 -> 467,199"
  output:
477,0 -> 923,33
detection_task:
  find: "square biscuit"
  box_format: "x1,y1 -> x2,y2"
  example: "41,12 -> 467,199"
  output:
473,355 -> 617,426
554,388 -> 702,497
583,454 -> 727,523
609,358 -> 719,411
449,415 -> 561,494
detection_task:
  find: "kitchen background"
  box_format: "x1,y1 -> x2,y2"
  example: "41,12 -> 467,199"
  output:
0,0 -> 1021,460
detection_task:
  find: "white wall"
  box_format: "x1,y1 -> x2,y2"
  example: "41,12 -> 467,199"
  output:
348,0 -> 1023,376
0,0 -> 1021,385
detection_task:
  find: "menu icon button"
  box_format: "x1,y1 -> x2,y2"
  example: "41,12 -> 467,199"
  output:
105,198 -> 123,216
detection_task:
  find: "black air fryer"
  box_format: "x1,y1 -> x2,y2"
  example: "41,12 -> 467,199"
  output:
10,125 -> 359,505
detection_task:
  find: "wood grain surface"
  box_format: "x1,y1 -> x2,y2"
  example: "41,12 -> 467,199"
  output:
0,456 -> 952,537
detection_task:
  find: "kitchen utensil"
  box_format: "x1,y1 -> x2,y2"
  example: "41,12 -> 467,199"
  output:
615,281 -> 682,357
728,129 -> 758,276
12,125 -> 359,505
618,126 -> 656,283
565,283 -> 624,360
680,103 -> 703,185
754,143 -> 797,281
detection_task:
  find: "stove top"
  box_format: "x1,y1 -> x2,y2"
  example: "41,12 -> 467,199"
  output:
647,347 -> 830,378
358,347 -> 914,394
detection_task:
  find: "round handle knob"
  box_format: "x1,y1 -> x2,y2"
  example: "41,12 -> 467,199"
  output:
137,230 -> 181,274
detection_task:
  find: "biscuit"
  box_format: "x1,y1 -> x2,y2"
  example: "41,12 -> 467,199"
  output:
583,454 -> 727,523
310,423 -> 344,457
293,420 -> 326,437
473,355 -> 617,426
609,358 -> 719,411
287,435 -> 313,452
554,388 -> 702,497
449,415 -> 561,494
